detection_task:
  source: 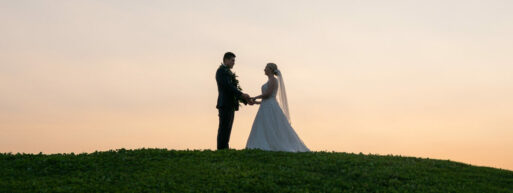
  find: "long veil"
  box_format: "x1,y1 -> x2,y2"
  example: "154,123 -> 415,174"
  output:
275,70 -> 291,124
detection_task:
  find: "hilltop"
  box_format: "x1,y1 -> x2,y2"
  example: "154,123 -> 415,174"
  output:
1,148 -> 512,192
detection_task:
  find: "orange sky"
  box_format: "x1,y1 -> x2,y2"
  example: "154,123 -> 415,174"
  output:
1,1 -> 512,170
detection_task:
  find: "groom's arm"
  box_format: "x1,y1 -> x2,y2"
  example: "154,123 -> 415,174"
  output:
219,70 -> 243,98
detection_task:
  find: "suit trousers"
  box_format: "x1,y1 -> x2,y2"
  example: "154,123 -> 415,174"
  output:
217,108 -> 235,150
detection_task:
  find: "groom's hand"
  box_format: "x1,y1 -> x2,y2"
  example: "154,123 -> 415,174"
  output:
248,98 -> 255,105
242,93 -> 256,105
241,93 -> 251,105
242,93 -> 250,100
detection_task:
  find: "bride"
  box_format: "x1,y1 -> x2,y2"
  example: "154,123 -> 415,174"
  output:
246,63 -> 310,152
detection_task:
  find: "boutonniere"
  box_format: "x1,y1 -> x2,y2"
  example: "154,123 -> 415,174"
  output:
230,72 -> 243,92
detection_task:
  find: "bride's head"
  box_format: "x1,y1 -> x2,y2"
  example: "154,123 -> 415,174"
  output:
265,63 -> 279,76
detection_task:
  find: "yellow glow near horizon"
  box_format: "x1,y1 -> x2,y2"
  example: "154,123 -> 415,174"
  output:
1,1 -> 512,170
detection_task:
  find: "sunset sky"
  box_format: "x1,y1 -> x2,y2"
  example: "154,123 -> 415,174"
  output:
1,1 -> 512,170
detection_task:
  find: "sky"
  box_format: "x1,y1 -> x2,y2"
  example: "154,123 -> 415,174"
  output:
1,0 -> 512,170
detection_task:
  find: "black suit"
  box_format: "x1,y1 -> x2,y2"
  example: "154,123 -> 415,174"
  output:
216,65 -> 244,150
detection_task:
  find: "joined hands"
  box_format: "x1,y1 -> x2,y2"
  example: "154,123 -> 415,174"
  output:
248,97 -> 260,105
242,93 -> 260,105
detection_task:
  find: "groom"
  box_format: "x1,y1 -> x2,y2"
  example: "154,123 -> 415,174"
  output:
216,52 -> 253,150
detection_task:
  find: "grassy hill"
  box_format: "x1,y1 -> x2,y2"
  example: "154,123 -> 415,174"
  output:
1,148 -> 512,192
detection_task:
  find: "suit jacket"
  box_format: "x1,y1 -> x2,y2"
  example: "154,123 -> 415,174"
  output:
216,65 -> 245,111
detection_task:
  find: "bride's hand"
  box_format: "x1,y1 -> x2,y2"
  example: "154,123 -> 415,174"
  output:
251,98 -> 261,105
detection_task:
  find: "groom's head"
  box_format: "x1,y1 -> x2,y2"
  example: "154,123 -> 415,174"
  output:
223,52 -> 236,69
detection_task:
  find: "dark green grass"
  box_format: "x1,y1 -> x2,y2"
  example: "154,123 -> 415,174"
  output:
1,148 -> 512,192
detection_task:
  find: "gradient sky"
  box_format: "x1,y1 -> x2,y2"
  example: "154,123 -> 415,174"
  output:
1,1 -> 512,170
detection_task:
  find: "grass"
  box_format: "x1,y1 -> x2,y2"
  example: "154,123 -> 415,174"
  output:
1,148 -> 512,192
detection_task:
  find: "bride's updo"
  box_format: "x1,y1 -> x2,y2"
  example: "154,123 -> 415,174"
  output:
266,63 -> 279,75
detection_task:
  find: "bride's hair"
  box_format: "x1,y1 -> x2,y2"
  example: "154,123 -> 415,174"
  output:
267,63 -> 279,75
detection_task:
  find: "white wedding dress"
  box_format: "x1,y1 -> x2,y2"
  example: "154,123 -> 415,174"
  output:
245,78 -> 310,152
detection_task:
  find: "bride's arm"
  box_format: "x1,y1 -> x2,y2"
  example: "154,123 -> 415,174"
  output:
253,78 -> 277,100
